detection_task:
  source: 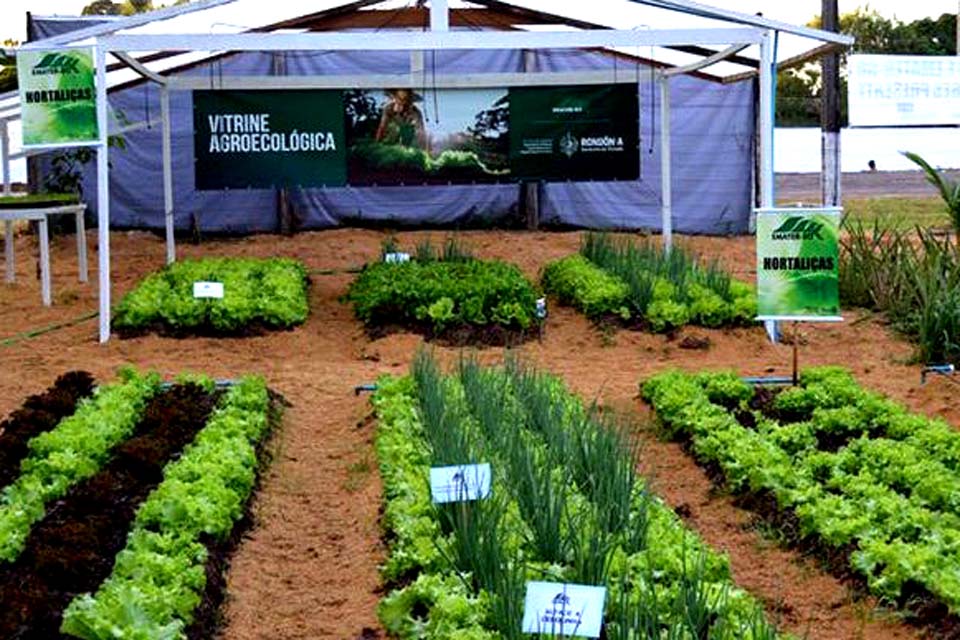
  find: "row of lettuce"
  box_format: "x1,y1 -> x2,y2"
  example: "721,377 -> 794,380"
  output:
373,351 -> 782,638
346,237 -> 540,335
643,366 -> 960,617
0,368 -> 276,639
543,234 -> 756,332
114,257 -> 310,335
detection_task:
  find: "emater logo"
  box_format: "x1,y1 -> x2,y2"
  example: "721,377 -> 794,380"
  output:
32,53 -> 81,76
771,216 -> 824,240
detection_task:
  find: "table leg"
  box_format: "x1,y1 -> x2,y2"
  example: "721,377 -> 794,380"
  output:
76,211 -> 88,283
38,218 -> 51,306
4,220 -> 13,283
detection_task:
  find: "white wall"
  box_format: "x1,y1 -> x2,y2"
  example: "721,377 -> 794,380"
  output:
775,126 -> 960,173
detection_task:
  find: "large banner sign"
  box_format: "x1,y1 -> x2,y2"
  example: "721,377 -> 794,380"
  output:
755,208 -> 842,321
848,54 -> 960,127
17,48 -> 98,147
194,90 -> 346,189
193,85 -> 638,189
510,84 -> 639,181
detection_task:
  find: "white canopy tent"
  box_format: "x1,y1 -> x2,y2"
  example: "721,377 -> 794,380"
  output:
10,0 -> 852,343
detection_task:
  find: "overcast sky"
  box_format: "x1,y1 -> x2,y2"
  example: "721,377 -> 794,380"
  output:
2,0 -> 959,42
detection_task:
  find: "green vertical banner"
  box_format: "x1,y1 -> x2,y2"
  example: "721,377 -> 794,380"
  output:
756,207 -> 842,321
17,48 -> 98,147
194,90 -> 346,189
509,84 -> 639,181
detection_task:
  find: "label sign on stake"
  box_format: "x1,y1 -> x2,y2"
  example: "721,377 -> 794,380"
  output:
755,207 -> 842,322
383,252 -> 411,264
429,463 -> 491,503
522,582 -> 606,638
193,281 -> 224,299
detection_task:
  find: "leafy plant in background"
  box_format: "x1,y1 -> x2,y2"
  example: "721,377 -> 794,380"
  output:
113,257 -> 309,336
903,151 -> 960,232
346,239 -> 539,334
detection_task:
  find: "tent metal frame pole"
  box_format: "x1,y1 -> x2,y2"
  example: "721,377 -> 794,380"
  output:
659,74 -> 672,252
1,120 -> 11,283
758,29 -> 775,210
430,0 -> 449,31
161,84 -> 175,264
95,42 -> 111,343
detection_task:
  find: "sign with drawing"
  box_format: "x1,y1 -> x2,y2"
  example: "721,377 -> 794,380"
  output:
521,581 -> 606,637
429,463 -> 492,504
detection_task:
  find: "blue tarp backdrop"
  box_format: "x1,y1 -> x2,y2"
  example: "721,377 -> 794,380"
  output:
31,18 -> 756,235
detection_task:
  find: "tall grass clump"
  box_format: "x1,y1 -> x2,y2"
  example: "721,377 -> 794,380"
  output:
840,218 -> 960,363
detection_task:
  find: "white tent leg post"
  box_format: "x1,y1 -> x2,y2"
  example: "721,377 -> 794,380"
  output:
758,29 -> 775,210
430,0 -> 449,31
95,43 -> 111,343
2,121 -> 11,284
659,74 -> 673,253
76,208 -> 88,282
38,217 -> 51,306
3,222 -> 12,283
161,85 -> 175,264
1,120 -> 10,196
758,29 -> 779,343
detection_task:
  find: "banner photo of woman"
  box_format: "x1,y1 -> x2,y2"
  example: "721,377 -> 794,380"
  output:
345,87 -> 510,185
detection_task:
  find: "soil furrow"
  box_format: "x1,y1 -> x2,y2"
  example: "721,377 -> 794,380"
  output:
0,371 -> 95,490
0,383 -> 219,639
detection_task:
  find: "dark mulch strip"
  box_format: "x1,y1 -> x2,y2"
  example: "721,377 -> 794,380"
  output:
364,321 -> 538,348
115,319 -> 302,340
669,387 -> 960,639
184,392 -> 283,640
0,371 -> 96,491
0,383 -> 220,640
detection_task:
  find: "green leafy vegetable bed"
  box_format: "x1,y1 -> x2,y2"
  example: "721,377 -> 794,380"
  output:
542,233 -> 756,332
114,257 -> 309,337
372,351 -> 782,638
345,243 -> 540,345
0,370 -> 280,639
643,367 -> 960,628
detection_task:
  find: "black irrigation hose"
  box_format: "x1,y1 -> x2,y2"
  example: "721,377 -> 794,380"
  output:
309,266 -> 363,275
0,311 -> 98,348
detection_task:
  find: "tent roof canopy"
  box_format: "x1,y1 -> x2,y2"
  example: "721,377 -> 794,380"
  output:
16,0 -> 851,84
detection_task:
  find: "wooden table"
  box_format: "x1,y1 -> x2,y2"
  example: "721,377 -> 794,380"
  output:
1,204 -> 88,306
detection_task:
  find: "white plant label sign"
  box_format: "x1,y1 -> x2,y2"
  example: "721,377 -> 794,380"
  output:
429,463 -> 491,503
383,252 -> 410,264
522,582 -> 606,638
193,281 -> 224,299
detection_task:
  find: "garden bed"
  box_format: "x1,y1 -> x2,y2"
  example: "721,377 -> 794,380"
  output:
372,351 -> 782,638
542,233 -> 756,334
345,238 -> 541,347
0,371 -> 280,639
113,257 -> 310,338
0,371 -> 95,490
643,366 -> 960,635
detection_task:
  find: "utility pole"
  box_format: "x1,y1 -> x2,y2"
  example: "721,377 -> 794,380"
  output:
821,0 -> 841,206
